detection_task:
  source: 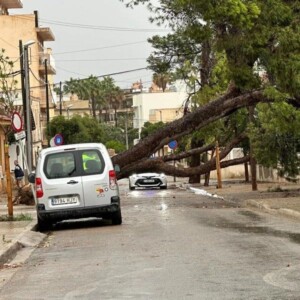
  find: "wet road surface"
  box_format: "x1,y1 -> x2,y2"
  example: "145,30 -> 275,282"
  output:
1,185 -> 300,299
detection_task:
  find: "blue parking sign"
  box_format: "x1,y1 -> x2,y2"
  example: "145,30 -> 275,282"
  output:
54,134 -> 63,146
168,140 -> 178,150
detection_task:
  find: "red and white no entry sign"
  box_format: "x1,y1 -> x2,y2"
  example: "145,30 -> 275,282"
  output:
11,112 -> 23,133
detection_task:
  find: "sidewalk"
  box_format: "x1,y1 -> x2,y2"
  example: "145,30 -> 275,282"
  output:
0,193 -> 44,267
1,179 -> 300,268
175,179 -> 300,218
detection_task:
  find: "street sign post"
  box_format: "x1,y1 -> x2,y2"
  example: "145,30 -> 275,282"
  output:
168,140 -> 178,182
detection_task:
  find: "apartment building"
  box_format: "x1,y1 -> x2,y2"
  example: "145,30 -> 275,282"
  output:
0,1 -> 56,169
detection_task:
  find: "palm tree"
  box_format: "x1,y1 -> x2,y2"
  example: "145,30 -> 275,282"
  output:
152,73 -> 170,92
110,87 -> 124,127
62,76 -> 124,124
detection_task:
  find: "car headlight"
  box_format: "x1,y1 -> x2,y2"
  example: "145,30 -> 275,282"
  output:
160,173 -> 165,178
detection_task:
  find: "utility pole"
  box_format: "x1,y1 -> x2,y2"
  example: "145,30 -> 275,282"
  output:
125,112 -> 129,150
45,59 -> 50,146
23,40 -> 35,172
5,145 -> 13,217
59,81 -> 62,115
91,97 -> 96,118
19,40 -> 26,129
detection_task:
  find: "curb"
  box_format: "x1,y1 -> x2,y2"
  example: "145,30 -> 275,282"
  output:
278,208 -> 300,219
246,200 -> 300,220
0,219 -> 38,265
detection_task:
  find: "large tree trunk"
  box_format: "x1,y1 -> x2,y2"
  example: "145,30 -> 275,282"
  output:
250,151 -> 257,190
188,138 -> 203,184
204,150 -> 213,186
248,106 -> 257,191
244,162 -> 249,182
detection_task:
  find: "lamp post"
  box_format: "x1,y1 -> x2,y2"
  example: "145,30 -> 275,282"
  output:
23,40 -> 35,172
125,115 -> 129,150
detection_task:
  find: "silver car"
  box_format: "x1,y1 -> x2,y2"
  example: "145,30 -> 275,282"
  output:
29,143 -> 122,231
129,172 -> 167,190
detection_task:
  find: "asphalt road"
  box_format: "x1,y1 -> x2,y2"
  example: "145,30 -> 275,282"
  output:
1,184 -> 300,299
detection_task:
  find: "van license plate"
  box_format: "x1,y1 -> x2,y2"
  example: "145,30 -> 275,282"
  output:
52,197 -> 78,205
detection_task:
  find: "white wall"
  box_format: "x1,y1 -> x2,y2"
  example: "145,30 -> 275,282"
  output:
132,91 -> 188,130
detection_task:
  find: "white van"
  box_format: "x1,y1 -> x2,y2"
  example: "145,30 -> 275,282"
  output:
29,143 -> 122,231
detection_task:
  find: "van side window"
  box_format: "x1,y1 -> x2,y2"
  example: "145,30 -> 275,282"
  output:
45,152 -> 76,179
82,150 -> 104,175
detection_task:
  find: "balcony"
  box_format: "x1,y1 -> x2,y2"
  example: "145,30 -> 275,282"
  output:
0,0 -> 23,9
36,27 -> 55,42
39,53 -> 56,75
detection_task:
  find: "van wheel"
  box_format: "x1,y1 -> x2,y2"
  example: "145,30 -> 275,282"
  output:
111,209 -> 122,225
38,216 -> 52,232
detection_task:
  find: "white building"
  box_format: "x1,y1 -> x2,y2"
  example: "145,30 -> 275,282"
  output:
132,90 -> 188,133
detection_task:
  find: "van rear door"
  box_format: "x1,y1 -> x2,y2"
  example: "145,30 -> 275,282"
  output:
41,151 -> 84,210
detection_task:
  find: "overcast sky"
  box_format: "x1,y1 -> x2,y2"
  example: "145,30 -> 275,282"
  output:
12,0 -> 167,89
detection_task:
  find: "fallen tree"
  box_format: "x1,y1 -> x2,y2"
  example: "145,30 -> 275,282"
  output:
113,89 -> 276,179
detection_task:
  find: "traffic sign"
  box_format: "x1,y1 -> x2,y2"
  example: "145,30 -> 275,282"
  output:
168,140 -> 178,150
14,130 -> 26,141
11,111 -> 23,133
53,134 -> 64,146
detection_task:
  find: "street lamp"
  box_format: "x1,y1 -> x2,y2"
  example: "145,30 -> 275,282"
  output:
23,40 -> 35,172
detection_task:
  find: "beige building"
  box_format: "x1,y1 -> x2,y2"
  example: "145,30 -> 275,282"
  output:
149,108 -> 183,123
0,1 -> 56,167
54,98 -> 91,119
55,90 -> 134,128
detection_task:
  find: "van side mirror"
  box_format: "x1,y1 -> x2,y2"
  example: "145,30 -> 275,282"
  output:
28,172 -> 36,184
114,164 -> 120,173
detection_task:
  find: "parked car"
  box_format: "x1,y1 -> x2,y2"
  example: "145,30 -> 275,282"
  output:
28,143 -> 122,231
129,172 -> 167,190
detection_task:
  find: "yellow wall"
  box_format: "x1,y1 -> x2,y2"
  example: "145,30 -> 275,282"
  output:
0,14 -> 42,100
